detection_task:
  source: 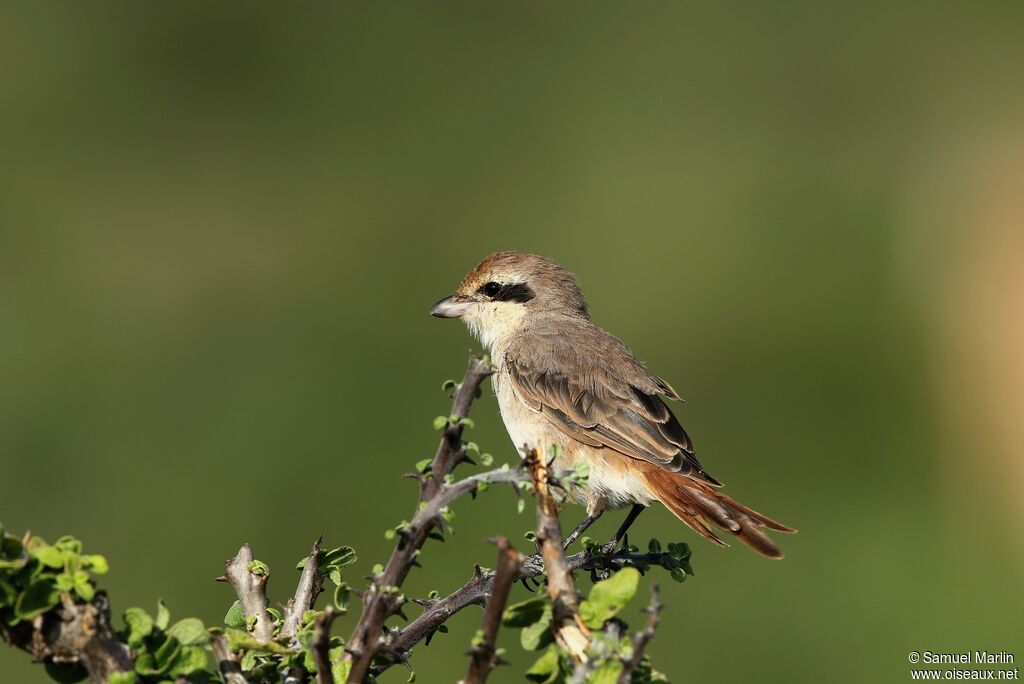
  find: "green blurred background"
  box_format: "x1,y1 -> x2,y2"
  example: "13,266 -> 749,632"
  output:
3,3 -> 1023,682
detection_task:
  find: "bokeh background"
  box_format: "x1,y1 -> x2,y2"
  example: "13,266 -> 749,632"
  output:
2,3 -> 1023,682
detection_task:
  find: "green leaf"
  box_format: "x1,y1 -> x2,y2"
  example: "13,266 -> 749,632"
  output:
167,645 -> 209,676
480,452 -> 494,466
54,536 -> 83,554
108,673 -> 137,684
670,567 -> 687,583
55,573 -> 75,592
433,416 -> 449,430
502,597 -> 547,627
155,598 -> 170,630
520,605 -> 553,651
648,538 -> 662,553
333,582 -> 350,612
224,600 -> 246,629
589,660 -> 624,684
322,546 -> 357,568
73,576 -> 95,601
82,554 -> 108,575
15,580 -> 59,620
167,617 -> 208,646
331,659 -> 351,683
415,458 -> 432,473
224,628 -> 292,654
459,417 -> 475,429
123,607 -> 154,647
578,567 -> 640,629
246,560 -> 270,576
328,565 -> 344,586
525,645 -> 564,683
29,541 -> 65,569
154,634 -> 182,669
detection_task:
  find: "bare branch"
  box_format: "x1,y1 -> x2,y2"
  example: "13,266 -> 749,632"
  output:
380,534 -> 676,674
526,450 -> 590,662
0,591 -> 133,684
617,584 -> 662,684
218,543 -> 275,642
463,537 -> 521,684
282,537 -> 323,640
312,606 -> 339,684
211,634 -> 249,684
344,356 -> 493,683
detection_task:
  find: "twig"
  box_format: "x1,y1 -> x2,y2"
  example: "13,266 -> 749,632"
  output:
281,537 -> 323,640
312,606 -> 340,684
378,542 -> 675,674
617,584 -> 662,684
217,544 -> 275,642
0,591 -> 133,684
526,450 -> 590,662
463,537 -> 521,684
344,356 -> 493,683
211,634 -> 249,684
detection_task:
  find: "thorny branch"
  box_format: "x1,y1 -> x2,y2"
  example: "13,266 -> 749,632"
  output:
282,538 -> 324,641
526,451 -> 590,662
343,356 -> 493,683
0,591 -> 132,684
463,537 -> 521,684
312,606 -> 339,684
218,543 -> 275,642
617,585 -> 662,684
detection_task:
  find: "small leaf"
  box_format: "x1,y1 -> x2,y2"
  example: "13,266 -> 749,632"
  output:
589,660 -> 624,684
155,598 -> 170,630
520,606 -> 553,650
415,459 -> 432,473
83,554 -> 109,575
167,617 -> 208,646
648,538 -> 662,553
502,597 -> 548,627
670,567 -> 687,583
433,416 -> 449,430
224,600 -> 246,629
578,567 -> 640,628
15,580 -> 59,620
525,645 -> 562,683
333,582 -> 350,612
459,417 -> 475,429
479,452 -> 494,466
322,546 -> 357,568
123,607 -> 154,647
331,659 -> 351,683
108,673 -> 137,684
30,542 -> 65,569
246,560 -> 270,576
167,644 -> 208,676
441,379 -> 457,392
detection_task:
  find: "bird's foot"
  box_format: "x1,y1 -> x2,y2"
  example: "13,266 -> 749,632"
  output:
599,533 -> 628,556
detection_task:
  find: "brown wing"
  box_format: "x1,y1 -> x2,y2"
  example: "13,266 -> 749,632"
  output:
504,326 -> 721,485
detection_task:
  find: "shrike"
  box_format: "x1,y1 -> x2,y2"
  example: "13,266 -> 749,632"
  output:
431,251 -> 793,558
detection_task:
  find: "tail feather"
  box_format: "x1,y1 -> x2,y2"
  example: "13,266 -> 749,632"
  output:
641,469 -> 795,559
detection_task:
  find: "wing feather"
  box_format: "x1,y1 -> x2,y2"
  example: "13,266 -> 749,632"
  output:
504,326 -> 720,485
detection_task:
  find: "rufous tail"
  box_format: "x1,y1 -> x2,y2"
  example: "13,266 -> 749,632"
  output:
641,468 -> 796,559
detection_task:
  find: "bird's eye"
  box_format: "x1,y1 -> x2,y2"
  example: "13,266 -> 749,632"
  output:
482,281 -> 502,297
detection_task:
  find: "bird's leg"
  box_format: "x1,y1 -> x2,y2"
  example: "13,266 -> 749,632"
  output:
562,513 -> 601,550
601,504 -> 646,553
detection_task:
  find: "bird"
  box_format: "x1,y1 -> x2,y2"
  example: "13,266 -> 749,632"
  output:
430,251 -> 794,558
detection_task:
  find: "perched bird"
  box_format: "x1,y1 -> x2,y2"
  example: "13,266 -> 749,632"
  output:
431,251 -> 794,558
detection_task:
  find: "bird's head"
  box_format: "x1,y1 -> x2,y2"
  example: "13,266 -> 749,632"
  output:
430,251 -> 589,349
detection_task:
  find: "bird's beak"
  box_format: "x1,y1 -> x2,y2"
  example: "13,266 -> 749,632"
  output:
430,294 -> 474,318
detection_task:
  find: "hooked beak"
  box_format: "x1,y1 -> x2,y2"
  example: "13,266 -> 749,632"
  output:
430,294 -> 474,318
